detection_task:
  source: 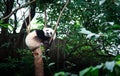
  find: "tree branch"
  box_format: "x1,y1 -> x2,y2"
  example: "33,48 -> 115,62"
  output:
44,4 -> 47,27
1,0 -> 36,20
49,0 -> 70,44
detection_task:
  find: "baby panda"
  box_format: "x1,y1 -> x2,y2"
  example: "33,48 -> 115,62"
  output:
25,27 -> 56,51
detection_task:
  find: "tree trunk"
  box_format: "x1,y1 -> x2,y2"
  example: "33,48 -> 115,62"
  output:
0,0 -> 14,60
33,48 -> 44,76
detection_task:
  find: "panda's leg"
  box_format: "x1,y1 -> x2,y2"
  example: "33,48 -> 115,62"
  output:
33,48 -> 44,76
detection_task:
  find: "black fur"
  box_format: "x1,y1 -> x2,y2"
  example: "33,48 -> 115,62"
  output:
36,29 -> 50,41
36,29 -> 51,50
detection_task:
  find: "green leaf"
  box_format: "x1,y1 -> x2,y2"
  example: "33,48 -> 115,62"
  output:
96,63 -> 104,69
90,67 -> 99,76
48,62 -> 55,67
54,72 -> 65,76
79,66 -> 92,76
80,67 -> 99,76
115,55 -> 120,61
79,64 -> 103,76
104,61 -> 115,72
116,61 -> 120,66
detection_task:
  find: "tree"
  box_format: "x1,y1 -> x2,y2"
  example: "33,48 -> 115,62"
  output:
0,0 -> 36,58
1,0 -> 120,76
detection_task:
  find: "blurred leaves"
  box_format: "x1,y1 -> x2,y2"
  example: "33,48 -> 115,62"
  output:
79,60 -> 120,76
0,20 -> 13,32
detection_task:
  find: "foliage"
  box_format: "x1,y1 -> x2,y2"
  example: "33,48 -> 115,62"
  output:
0,49 -> 34,76
0,20 -> 13,32
54,71 -> 78,76
80,55 -> 120,76
47,0 -> 120,75
54,55 -> 120,76
1,0 -> 120,76
34,0 -> 120,56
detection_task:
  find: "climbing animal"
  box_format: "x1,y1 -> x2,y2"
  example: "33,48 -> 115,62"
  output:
25,27 -> 56,50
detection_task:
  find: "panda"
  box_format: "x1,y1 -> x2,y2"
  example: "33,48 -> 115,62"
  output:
25,27 -> 56,51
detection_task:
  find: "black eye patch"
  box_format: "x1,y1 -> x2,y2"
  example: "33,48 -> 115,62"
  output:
50,32 -> 52,34
47,32 -> 49,34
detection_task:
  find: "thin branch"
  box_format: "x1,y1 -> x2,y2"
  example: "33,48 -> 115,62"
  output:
44,4 -> 47,27
16,0 -> 21,7
1,0 -> 36,20
27,11 -> 32,34
49,0 -> 70,44
17,8 -> 29,22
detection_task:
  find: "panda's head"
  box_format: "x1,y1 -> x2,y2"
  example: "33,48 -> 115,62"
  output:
43,27 -> 56,40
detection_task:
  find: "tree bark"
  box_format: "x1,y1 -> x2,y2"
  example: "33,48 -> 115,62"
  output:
33,48 -> 44,76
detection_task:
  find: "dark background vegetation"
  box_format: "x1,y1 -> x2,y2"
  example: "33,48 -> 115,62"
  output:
1,0 -> 120,76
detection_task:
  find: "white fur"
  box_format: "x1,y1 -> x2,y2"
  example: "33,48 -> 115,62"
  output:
25,30 -> 43,50
43,27 -> 56,40
25,27 -> 56,50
